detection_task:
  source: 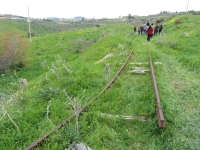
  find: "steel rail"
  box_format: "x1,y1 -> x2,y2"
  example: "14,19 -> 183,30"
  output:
149,50 -> 166,128
25,50 -> 133,150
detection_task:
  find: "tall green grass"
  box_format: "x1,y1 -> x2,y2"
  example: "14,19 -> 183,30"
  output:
0,14 -> 200,150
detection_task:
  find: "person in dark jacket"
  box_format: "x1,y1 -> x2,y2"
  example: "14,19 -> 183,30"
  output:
159,24 -> 163,34
146,21 -> 150,27
134,26 -> 136,34
154,24 -> 159,35
146,25 -> 153,41
140,26 -> 144,35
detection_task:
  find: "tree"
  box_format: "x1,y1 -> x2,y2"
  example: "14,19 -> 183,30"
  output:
156,18 -> 164,24
0,30 -> 29,71
128,14 -> 132,21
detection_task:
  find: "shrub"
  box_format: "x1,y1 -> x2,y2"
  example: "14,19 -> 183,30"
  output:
0,30 -> 29,71
27,32 -> 35,37
156,18 -> 164,24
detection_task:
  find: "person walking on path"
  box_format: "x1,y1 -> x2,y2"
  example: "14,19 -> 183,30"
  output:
151,23 -> 154,36
134,26 -> 136,34
146,21 -> 150,27
154,24 -> 159,35
138,26 -> 141,35
159,24 -> 163,34
146,25 -> 153,41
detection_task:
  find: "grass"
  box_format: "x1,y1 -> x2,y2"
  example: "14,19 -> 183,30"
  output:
0,13 -> 200,150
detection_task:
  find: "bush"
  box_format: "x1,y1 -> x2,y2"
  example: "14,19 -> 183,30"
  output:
156,18 -> 164,24
0,30 -> 29,71
27,32 -> 35,37
10,61 -> 24,71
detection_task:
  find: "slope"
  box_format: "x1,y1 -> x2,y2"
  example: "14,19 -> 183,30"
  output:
0,14 -> 200,150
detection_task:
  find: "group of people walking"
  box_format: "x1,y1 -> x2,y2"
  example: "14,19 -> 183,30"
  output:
134,21 -> 163,42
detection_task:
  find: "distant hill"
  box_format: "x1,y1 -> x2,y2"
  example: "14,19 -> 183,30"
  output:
46,17 -> 61,20
45,16 -> 85,21
73,16 -> 85,20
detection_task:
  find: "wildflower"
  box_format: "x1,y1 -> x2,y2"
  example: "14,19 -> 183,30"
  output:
88,126 -> 90,128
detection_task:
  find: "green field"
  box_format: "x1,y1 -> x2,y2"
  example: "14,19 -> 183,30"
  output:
0,13 -> 200,150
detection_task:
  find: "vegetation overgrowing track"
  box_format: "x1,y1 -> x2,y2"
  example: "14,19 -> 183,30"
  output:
25,51 -> 133,149
25,48 -> 166,149
1,13 -> 200,150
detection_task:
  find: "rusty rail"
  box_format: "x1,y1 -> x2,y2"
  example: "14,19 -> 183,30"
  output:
149,50 -> 166,128
25,50 -> 133,150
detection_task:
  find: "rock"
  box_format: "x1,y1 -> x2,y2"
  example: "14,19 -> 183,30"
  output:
19,78 -> 28,86
65,143 -> 92,150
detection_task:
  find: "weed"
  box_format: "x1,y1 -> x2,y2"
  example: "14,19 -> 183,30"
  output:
63,124 -> 80,148
38,87 -> 60,101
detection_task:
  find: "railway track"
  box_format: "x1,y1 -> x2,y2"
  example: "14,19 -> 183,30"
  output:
149,49 -> 165,128
25,49 -> 165,150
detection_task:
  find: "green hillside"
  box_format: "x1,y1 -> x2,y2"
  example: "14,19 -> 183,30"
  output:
0,13 -> 200,150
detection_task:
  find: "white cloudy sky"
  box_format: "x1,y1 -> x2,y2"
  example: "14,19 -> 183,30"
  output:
0,0 -> 199,18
